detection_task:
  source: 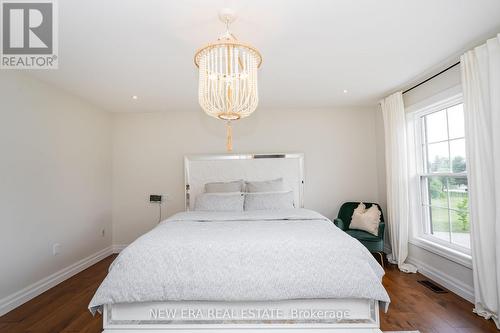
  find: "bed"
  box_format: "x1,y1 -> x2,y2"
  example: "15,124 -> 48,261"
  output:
89,153 -> 389,333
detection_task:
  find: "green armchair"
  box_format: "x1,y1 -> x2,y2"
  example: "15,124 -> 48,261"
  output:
333,202 -> 385,267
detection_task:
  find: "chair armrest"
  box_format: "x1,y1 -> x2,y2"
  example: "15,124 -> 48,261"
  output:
378,222 -> 385,240
333,218 -> 348,231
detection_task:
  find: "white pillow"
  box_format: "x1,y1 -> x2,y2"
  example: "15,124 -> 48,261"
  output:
349,203 -> 381,236
244,191 -> 294,210
204,180 -> 244,193
194,193 -> 244,212
245,178 -> 285,193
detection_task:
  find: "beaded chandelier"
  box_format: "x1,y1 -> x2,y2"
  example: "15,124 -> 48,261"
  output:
194,9 -> 262,152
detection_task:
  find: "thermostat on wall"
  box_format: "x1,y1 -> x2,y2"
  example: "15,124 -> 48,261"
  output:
150,194 -> 162,202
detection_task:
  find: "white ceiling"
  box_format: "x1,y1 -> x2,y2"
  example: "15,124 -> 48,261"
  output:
29,0 -> 500,112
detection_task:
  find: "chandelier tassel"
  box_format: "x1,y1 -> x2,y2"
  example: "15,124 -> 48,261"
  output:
226,121 -> 233,152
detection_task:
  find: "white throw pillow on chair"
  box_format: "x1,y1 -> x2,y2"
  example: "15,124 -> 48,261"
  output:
349,202 -> 381,236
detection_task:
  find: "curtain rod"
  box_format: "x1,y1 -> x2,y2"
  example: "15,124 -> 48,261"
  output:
402,61 -> 461,95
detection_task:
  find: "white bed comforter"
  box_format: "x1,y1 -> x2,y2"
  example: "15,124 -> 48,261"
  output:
89,209 -> 390,314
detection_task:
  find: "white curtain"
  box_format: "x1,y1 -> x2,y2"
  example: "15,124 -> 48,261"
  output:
380,92 -> 417,273
461,33 -> 500,328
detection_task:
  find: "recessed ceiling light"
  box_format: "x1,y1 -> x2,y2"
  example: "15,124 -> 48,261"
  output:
132,95 -> 138,100
343,89 -> 348,94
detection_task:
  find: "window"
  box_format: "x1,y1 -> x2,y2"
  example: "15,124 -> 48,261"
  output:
417,102 -> 470,252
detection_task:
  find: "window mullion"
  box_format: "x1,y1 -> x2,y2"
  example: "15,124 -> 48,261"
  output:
446,177 -> 452,243
423,116 -> 428,172
445,107 -> 451,172
424,177 -> 432,234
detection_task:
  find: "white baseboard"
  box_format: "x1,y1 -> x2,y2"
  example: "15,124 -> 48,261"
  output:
406,256 -> 474,303
0,246 -> 113,317
112,244 -> 128,253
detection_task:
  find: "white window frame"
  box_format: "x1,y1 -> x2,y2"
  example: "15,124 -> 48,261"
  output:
407,89 -> 472,268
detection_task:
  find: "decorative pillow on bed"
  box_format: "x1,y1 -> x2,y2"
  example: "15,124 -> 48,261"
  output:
194,193 -> 244,212
244,191 -> 294,210
204,180 -> 244,193
349,203 -> 381,236
245,178 -> 285,193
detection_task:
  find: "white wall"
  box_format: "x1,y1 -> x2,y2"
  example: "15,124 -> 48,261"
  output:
374,111 -> 387,213
112,107 -> 382,245
0,72 -> 112,305
401,64 -> 474,302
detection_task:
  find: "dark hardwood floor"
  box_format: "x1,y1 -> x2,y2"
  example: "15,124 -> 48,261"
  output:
0,255 -> 497,333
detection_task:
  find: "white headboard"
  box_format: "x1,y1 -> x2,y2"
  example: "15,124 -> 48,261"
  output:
184,153 -> 305,210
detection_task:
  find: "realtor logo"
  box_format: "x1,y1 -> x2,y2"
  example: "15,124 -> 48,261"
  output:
1,0 -> 58,69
